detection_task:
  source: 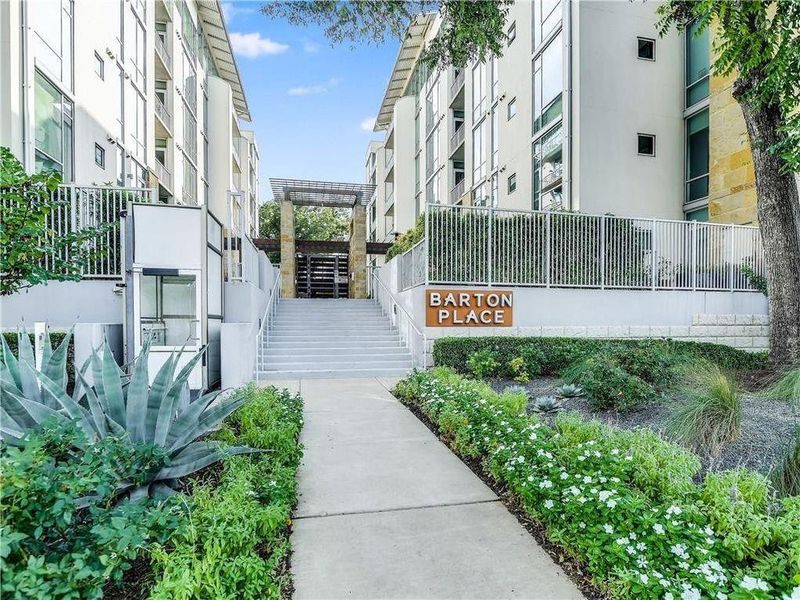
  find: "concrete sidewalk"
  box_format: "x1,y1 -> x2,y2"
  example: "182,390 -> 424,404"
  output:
270,377 -> 583,600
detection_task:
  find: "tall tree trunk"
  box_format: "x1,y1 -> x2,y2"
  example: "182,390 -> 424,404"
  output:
736,91 -> 800,365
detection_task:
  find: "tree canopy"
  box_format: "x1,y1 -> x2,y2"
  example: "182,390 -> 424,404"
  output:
260,0 -> 513,69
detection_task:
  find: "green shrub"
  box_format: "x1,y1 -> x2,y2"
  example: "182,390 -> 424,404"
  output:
385,213 -> 424,260
774,431 -> 800,497
508,356 -> 530,383
762,367 -> 800,406
149,385 -> 303,599
432,336 -> 768,376
569,355 -> 655,411
520,344 -> 546,377
0,421 -> 182,600
667,364 -> 742,455
395,369 -> 799,599
607,344 -> 682,387
466,348 -> 499,378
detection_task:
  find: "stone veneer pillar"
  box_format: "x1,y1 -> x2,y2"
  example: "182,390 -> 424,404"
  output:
280,199 -> 296,298
349,203 -> 367,299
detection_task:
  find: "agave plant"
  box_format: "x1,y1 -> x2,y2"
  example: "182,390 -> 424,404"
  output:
0,326 -> 255,499
556,384 -> 584,398
531,396 -> 563,414
503,384 -> 530,397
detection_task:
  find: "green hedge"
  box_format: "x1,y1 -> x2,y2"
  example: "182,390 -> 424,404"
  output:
433,336 -> 769,376
148,385 -> 303,599
395,368 -> 799,599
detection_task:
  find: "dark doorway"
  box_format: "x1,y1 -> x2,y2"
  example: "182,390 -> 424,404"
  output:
296,254 -> 349,298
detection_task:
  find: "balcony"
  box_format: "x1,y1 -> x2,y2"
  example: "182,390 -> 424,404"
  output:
155,35 -> 172,74
541,166 -> 564,191
449,69 -> 465,100
155,160 -> 172,194
154,96 -> 172,133
449,124 -> 465,155
449,179 -> 465,204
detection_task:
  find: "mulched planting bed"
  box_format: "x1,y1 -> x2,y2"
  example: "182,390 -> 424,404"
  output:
491,377 -> 799,476
402,399 -> 608,600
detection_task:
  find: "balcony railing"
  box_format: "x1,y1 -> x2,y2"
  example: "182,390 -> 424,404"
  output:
385,191 -> 395,212
449,124 -> 465,154
155,35 -> 172,73
154,96 -> 172,131
155,160 -> 172,192
450,69 -> 465,99
449,179 -> 465,204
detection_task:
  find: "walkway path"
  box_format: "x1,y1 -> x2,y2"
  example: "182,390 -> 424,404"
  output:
269,377 -> 583,600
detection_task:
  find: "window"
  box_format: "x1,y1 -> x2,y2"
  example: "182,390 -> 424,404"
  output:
33,70 -> 73,181
533,32 -> 563,133
637,37 -> 655,60
533,126 -> 563,210
95,143 -> 105,167
183,153 -> 197,204
508,173 -> 517,193
94,51 -> 105,79
472,119 -> 486,183
183,102 -> 197,162
490,58 -> 499,102
685,19 -> 710,106
140,274 -> 198,347
637,133 -> 656,156
507,21 -> 516,45
507,97 -> 517,120
471,62 -> 486,121
686,207 -> 708,222
686,109 -> 709,204
30,0 -> 73,88
534,0 -> 561,49
491,109 -> 499,169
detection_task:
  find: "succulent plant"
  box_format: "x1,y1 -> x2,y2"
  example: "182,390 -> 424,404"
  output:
557,383 -> 584,398
1,326 -> 255,499
531,395 -> 563,414
503,384 -> 529,397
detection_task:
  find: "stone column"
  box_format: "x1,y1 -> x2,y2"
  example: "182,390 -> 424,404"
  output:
349,203 -> 367,299
280,200 -> 296,298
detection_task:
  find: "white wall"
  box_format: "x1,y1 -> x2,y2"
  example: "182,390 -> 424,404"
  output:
0,281 -> 123,328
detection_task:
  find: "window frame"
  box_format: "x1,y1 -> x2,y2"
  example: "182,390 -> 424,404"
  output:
637,133 -> 656,157
94,51 -> 105,79
507,97 -> 517,120
94,142 -> 105,168
637,37 -> 656,61
507,173 -> 517,194
507,21 -> 516,45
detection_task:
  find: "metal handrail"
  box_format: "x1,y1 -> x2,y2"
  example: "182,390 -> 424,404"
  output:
254,272 -> 281,382
371,269 -> 427,369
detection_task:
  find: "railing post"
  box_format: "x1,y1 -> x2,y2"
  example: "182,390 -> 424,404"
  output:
70,185 -> 78,232
545,211 -> 551,288
691,220 -> 698,291
487,205 -> 494,286
424,206 -> 430,285
651,218 -> 657,290
729,225 -> 735,291
600,215 -> 606,289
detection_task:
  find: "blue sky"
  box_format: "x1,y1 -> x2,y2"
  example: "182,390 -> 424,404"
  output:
222,1 -> 399,200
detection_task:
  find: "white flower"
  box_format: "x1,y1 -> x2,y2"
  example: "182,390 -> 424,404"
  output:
665,594 -> 674,600
603,524 -> 614,534
544,499 -> 555,509
598,490 -> 614,502
616,538 -> 628,545
740,577 -> 768,592
653,523 -> 665,535
606,499 -> 617,508
560,472 -> 569,480
582,475 -> 592,484
783,587 -> 800,600
539,479 -> 553,489
626,545 -> 636,555
666,505 -> 683,517
640,574 -> 650,584
680,586 -> 701,600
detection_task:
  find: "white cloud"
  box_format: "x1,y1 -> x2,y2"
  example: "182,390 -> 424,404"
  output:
303,40 -> 320,53
360,116 -> 377,132
229,32 -> 289,58
287,78 -> 341,96
221,2 -> 256,24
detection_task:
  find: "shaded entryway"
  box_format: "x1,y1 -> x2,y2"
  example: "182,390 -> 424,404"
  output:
296,254 -> 348,298
267,178 -> 376,299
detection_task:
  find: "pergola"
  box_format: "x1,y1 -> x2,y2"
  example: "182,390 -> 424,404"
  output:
269,178 -> 376,299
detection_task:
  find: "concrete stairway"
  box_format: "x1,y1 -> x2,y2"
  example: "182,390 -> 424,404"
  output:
257,299 -> 414,379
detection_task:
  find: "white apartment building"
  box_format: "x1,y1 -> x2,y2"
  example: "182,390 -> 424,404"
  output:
0,0 -> 260,237
367,1 -> 718,240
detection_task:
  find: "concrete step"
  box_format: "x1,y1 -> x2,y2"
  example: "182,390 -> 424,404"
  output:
259,359 -> 411,371
270,333 -> 401,342
272,324 -> 395,331
263,353 -> 412,365
256,367 -> 412,380
266,342 -> 405,351
263,346 -> 409,357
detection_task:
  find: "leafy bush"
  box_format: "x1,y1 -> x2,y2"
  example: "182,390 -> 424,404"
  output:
567,355 -> 655,411
386,213 -> 425,260
774,431 -> 800,497
0,421 -> 182,599
395,369 -> 800,599
607,344 -> 682,387
1,330 -> 254,498
668,364 -> 742,455
149,385 -> 303,599
466,348 -> 499,378
508,356 -> 530,383
432,336 -> 769,376
520,345 -> 546,378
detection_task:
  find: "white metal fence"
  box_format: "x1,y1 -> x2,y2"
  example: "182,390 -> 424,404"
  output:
396,204 -> 766,292
1,184 -> 154,279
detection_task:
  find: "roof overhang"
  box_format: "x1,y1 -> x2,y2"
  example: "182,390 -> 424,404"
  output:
197,1 -> 251,121
269,178 -> 377,208
374,13 -> 434,131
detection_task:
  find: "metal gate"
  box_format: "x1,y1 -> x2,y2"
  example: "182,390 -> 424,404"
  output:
296,254 -> 349,298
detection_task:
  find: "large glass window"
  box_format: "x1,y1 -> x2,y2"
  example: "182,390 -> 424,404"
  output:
183,153 -> 197,204
31,0 -> 73,89
533,33 -> 563,133
34,70 -> 73,180
183,102 -> 197,162
471,62 -> 486,121
183,50 -> 197,112
491,108 -> 499,170
685,20 -> 710,107
491,58 -> 499,102
140,274 -> 198,346
686,109 -> 709,204
533,126 -> 563,210
472,119 -> 486,183
534,0 -> 561,49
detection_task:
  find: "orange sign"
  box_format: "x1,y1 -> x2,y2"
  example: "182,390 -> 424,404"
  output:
426,289 -> 513,327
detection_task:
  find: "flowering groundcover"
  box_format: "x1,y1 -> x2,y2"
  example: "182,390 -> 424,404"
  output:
394,368 -> 799,600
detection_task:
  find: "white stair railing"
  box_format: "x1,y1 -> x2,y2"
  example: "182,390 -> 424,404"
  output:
254,273 -> 281,382
371,269 -> 428,369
